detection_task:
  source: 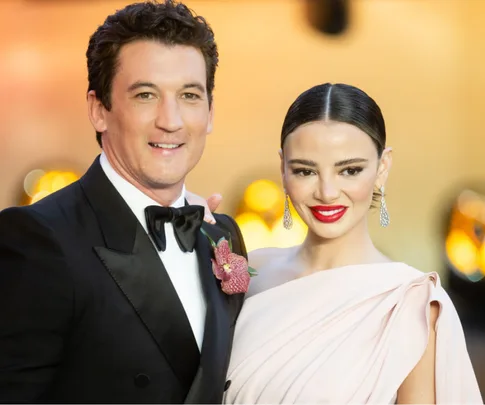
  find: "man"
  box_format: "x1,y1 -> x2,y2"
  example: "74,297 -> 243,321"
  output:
0,1 -> 246,403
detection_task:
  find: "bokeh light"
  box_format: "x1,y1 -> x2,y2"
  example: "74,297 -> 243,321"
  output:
446,229 -> 479,276
235,212 -> 273,252
25,170 -> 79,205
243,179 -> 284,214
271,214 -> 307,248
235,178 -> 309,251
479,243 -> 485,276
23,169 -> 46,197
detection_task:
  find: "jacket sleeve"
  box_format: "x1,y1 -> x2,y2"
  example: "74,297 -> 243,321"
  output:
0,207 -> 74,403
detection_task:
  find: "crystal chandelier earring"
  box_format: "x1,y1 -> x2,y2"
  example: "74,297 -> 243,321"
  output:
283,194 -> 293,230
379,186 -> 390,227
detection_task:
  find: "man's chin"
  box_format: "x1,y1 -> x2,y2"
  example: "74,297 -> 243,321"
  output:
144,176 -> 186,191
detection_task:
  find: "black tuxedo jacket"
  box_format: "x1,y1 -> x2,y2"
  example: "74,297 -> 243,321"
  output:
0,157 -> 246,403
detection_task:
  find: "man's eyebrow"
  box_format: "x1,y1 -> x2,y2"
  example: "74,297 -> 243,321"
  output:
181,82 -> 206,92
127,81 -> 158,92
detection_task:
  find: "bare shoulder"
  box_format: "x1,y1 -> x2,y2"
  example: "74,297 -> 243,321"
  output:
247,246 -> 298,297
248,247 -> 285,269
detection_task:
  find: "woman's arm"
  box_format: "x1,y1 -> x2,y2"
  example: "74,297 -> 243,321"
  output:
396,301 -> 440,404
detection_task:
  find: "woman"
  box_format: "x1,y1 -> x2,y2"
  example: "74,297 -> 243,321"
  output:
191,83 -> 482,404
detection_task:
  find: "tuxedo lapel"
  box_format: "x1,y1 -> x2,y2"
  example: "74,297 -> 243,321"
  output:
80,157 -> 200,393
93,225 -> 200,392
185,223 -> 232,404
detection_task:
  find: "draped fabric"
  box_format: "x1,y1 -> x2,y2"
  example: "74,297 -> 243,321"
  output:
224,263 -> 482,404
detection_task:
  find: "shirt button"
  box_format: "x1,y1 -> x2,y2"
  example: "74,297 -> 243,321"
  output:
224,380 -> 232,391
134,373 -> 151,388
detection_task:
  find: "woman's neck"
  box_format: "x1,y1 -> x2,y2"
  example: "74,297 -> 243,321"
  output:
295,219 -> 389,274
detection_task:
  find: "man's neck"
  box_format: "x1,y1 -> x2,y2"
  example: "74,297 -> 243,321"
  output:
135,185 -> 185,207
100,151 -> 185,207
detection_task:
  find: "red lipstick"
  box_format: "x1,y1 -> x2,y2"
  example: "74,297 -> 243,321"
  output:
310,205 -> 348,223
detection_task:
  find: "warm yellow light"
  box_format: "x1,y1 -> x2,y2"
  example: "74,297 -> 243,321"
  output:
28,170 -> 80,205
36,170 -> 59,194
457,189 -> 485,221
23,169 -> 45,197
243,179 -> 283,213
235,212 -> 273,252
29,190 -> 50,204
51,171 -> 78,192
478,243 -> 485,275
446,229 -> 478,275
271,214 -> 307,248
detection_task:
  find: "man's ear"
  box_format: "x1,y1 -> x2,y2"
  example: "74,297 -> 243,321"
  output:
87,90 -> 108,133
206,99 -> 215,134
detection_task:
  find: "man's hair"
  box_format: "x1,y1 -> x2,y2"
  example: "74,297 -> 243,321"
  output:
86,0 -> 219,147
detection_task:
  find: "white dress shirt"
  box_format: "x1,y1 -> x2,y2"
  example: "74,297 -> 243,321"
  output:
100,152 -> 206,350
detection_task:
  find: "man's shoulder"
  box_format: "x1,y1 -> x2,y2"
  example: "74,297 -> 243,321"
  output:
212,213 -> 237,229
211,214 -> 244,241
0,180 -> 86,232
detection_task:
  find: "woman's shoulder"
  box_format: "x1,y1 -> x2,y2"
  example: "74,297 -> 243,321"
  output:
390,263 -> 457,310
383,262 -> 442,284
248,246 -> 297,269
246,246 -> 299,297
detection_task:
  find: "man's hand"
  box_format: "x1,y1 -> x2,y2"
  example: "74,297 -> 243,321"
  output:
186,191 -> 223,224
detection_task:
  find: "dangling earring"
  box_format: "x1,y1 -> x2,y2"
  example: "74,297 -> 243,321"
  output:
379,186 -> 390,227
283,194 -> 293,230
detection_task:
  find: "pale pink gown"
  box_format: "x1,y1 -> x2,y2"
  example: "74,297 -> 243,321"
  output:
223,262 -> 482,404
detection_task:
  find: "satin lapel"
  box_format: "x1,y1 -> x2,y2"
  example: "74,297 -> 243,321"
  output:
184,223 -> 232,403
81,157 -> 200,392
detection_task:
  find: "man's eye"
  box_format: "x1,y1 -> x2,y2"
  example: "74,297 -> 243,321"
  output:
136,92 -> 154,100
182,93 -> 200,100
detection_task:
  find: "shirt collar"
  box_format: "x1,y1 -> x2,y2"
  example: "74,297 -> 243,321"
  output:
99,152 -> 185,230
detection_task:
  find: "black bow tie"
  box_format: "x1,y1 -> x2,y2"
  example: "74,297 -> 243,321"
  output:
144,205 -> 204,253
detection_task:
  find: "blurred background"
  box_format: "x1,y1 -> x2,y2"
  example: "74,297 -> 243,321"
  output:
1,0 -> 484,395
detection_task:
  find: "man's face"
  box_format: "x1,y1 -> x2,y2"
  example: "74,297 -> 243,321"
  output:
91,40 -> 213,195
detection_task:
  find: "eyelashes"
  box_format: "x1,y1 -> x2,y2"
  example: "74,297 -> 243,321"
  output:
340,166 -> 364,176
292,168 -> 314,177
291,166 -> 365,177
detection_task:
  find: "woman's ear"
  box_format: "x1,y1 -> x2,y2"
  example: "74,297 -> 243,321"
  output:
376,147 -> 393,189
279,148 -> 287,191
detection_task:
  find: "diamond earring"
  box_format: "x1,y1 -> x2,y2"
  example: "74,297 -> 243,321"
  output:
283,194 -> 293,230
379,186 -> 390,227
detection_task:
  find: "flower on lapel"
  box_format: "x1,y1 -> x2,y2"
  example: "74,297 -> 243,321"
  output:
201,229 -> 257,295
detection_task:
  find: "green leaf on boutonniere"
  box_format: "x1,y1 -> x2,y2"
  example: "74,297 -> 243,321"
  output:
248,266 -> 258,277
200,228 -> 217,248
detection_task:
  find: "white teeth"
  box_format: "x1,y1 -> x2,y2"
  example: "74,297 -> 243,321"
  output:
318,208 -> 344,216
150,143 -> 180,149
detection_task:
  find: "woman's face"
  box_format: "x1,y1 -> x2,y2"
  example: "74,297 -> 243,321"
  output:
281,120 -> 392,240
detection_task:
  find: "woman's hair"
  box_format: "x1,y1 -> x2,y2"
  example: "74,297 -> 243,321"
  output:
281,83 -> 386,156
281,83 -> 387,204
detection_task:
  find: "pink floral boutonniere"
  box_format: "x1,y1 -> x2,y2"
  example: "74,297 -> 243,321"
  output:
201,229 -> 257,295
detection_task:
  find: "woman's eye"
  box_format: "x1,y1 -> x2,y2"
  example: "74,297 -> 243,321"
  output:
341,167 -> 363,176
292,168 -> 314,177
